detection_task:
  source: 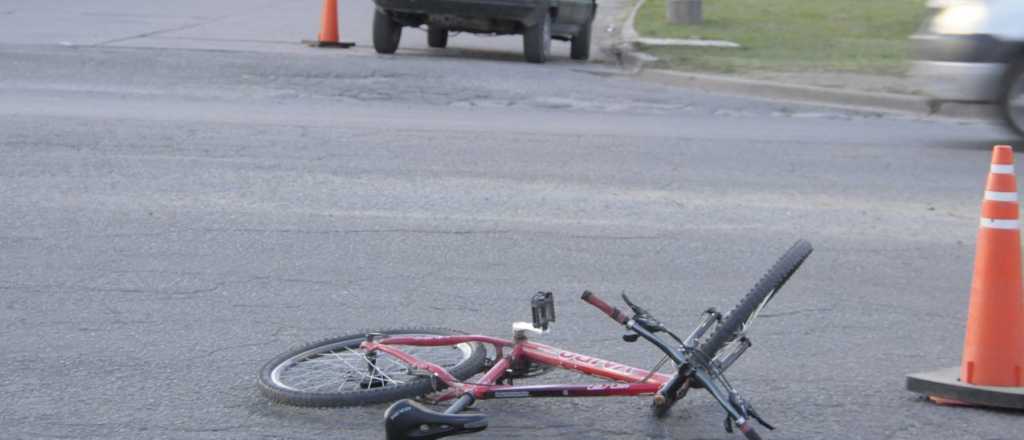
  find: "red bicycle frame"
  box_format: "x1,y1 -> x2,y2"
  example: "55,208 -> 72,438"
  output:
295,243 -> 810,440
362,333 -> 673,401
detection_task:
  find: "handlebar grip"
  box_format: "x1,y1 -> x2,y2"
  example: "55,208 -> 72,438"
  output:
581,291 -> 629,325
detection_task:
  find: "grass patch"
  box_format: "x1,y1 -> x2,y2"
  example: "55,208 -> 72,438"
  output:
634,0 -> 928,74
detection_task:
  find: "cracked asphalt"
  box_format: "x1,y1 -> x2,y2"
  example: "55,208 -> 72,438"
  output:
1,1 -> 1022,439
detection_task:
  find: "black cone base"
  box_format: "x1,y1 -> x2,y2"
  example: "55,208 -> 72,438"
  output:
302,40 -> 355,48
907,367 -> 1024,410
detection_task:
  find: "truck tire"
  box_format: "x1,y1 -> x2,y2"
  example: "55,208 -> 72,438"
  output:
570,20 -> 592,60
373,9 -> 401,54
523,13 -> 552,63
1001,61 -> 1024,138
428,26 -> 448,48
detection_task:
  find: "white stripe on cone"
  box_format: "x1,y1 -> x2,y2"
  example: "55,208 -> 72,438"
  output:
991,164 -> 1015,174
980,218 -> 1021,229
984,191 -> 1019,202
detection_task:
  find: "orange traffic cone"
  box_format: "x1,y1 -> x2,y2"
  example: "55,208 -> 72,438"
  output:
303,0 -> 354,48
907,145 -> 1024,409
962,145 -> 1024,387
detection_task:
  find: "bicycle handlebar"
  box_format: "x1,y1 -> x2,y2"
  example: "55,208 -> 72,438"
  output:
580,291 -> 629,325
581,290 -> 763,434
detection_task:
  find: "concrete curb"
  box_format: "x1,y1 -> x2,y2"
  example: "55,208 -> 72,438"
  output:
607,0 -> 996,120
639,69 -> 994,118
640,69 -> 928,113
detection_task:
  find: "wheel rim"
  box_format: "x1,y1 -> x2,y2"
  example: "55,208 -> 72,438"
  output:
269,334 -> 474,394
1009,74 -> 1024,130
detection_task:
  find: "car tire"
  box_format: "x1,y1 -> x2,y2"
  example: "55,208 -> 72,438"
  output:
570,20 -> 592,61
1002,61 -> 1024,138
373,9 -> 401,54
523,12 -> 552,64
427,26 -> 448,48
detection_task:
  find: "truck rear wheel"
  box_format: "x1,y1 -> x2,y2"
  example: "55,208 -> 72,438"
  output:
570,20 -> 592,61
523,13 -> 551,63
427,26 -> 448,48
373,9 -> 401,54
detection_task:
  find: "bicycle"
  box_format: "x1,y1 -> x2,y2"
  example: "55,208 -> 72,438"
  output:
258,240 -> 813,440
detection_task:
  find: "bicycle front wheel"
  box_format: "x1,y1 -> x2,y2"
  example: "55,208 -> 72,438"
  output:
699,240 -> 813,358
258,327 -> 487,407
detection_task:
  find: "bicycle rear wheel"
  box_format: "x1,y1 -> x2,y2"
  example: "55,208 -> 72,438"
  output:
699,240 -> 813,358
258,327 -> 487,407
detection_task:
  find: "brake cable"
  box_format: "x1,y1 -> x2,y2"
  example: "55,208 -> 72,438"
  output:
636,355 -> 671,384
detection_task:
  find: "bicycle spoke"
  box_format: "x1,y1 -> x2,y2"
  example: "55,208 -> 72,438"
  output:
269,333 -> 475,394
334,350 -> 375,384
358,351 -> 404,385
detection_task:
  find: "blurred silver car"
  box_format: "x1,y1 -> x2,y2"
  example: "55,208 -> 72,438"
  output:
910,0 -> 1024,135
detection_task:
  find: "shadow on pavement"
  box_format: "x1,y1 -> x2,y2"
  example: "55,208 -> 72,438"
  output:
935,137 -> 1022,152
391,41 -> 585,66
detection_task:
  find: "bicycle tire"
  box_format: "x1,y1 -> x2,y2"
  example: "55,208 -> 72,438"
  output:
698,240 -> 813,358
258,327 -> 487,407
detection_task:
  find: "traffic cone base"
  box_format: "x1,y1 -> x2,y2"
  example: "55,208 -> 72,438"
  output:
908,368 -> 1024,410
303,40 -> 355,48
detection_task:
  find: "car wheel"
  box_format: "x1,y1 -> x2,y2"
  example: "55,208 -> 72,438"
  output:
1001,61 -> 1024,138
570,20 -> 592,61
427,26 -> 448,48
523,12 -> 551,64
373,9 -> 401,54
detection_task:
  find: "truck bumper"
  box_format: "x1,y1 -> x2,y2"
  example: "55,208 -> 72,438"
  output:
374,0 -> 544,22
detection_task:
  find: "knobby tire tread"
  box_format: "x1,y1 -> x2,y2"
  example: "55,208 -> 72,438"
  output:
698,240 -> 813,358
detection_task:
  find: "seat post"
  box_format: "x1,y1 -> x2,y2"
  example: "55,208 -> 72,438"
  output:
444,393 -> 476,414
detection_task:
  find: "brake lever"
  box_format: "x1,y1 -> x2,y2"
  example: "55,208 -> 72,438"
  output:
620,293 -> 648,315
621,293 -> 666,332
748,406 -> 775,430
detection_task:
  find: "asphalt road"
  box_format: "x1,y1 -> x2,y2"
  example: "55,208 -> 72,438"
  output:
0,0 -> 607,61
2,2 -> 1022,440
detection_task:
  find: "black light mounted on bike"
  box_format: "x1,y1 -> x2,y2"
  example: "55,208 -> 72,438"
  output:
531,291 -> 556,331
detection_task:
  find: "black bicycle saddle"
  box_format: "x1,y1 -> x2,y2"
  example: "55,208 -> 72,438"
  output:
384,399 -> 488,440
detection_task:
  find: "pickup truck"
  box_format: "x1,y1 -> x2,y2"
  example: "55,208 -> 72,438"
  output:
910,0 -> 1024,136
371,0 -> 597,63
